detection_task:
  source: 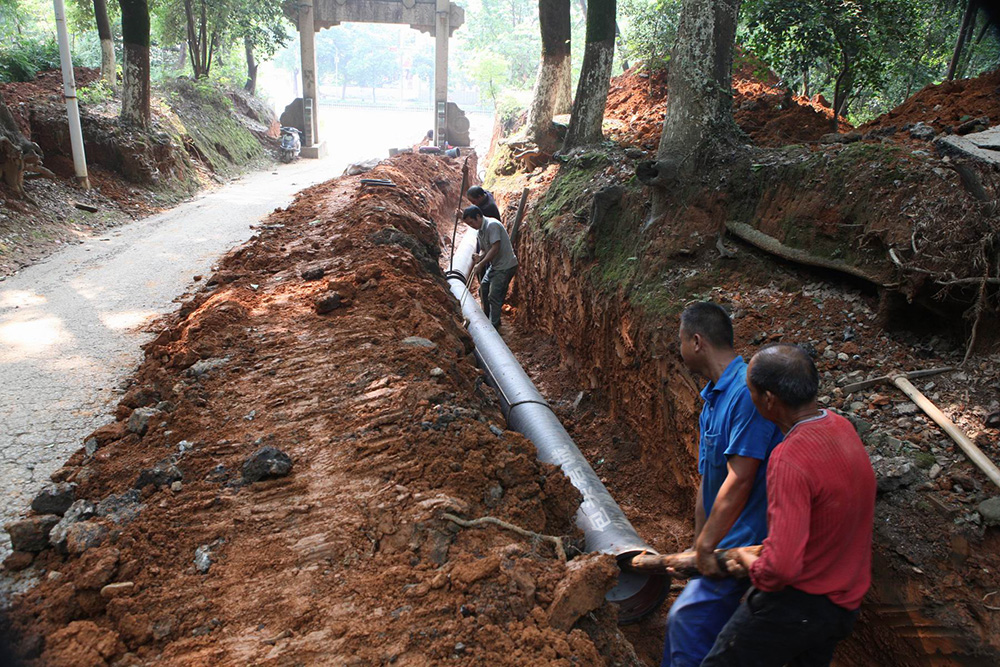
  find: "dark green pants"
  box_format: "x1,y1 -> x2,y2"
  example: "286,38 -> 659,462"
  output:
479,265 -> 517,329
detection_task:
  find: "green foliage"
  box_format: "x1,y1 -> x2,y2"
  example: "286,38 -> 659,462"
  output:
618,0 -> 681,70
154,0 -> 291,80
78,78 -> 115,105
740,0 -> 1000,124
0,35 -> 65,82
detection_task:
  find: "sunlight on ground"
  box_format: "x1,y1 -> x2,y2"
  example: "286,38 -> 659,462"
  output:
0,290 -> 48,309
0,316 -> 70,359
100,310 -> 157,332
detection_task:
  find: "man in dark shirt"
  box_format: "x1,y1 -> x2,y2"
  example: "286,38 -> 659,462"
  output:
467,186 -> 502,220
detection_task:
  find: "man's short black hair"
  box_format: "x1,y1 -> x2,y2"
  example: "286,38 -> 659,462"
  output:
748,344 -> 819,408
467,185 -> 486,198
680,302 -> 734,349
462,205 -> 483,220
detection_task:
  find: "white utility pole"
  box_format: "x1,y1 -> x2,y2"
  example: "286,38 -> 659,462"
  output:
53,0 -> 90,190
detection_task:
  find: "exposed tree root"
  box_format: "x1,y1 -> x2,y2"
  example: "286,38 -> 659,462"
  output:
442,512 -> 567,561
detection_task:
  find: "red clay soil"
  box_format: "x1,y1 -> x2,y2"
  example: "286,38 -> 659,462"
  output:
4,154 -> 642,665
0,68 -> 101,139
862,67 -> 1000,132
604,64 -> 851,150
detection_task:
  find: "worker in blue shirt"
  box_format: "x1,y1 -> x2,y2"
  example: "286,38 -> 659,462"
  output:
662,302 -> 783,667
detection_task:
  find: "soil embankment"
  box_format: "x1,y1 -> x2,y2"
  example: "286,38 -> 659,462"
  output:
0,69 -> 278,279
3,153 -> 651,665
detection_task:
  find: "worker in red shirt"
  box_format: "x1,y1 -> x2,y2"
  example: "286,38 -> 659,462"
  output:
702,343 -> 876,667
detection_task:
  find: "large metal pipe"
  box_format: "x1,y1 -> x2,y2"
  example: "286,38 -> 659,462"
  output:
446,227 -> 666,623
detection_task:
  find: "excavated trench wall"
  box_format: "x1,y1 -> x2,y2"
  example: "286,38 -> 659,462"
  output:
488,150 -> 1000,665
513,223 -> 701,508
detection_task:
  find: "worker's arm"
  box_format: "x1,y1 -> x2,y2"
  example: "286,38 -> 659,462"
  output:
693,476 -> 707,543
695,454 -> 761,576
748,459 -> 811,590
474,240 -> 501,274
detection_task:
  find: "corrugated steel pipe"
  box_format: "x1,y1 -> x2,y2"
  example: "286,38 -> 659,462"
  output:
446,228 -> 667,623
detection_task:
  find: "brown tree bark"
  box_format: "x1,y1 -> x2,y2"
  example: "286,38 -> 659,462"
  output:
642,0 -> 740,219
946,0 -> 977,81
0,91 -> 45,196
92,0 -> 116,89
563,0 -> 616,150
526,0 -> 572,150
244,36 -> 258,95
118,0 -> 150,128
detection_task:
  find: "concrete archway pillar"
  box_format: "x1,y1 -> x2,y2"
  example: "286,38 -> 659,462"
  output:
433,0 -> 449,147
298,0 -> 326,158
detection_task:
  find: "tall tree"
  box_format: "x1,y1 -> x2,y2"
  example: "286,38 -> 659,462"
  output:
946,0 -> 979,80
563,0 -> 616,149
93,0 -> 116,88
119,0 -> 150,128
526,0 -> 571,149
234,0 -> 290,95
637,0 -> 739,218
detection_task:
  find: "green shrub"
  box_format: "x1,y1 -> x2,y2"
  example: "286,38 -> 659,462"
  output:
78,78 -> 115,105
0,36 -> 67,83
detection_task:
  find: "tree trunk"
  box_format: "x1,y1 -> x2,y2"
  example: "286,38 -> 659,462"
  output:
93,0 -> 116,89
526,0 -> 571,150
644,0 -> 740,218
0,90 -> 41,197
183,0 -> 202,78
947,0 -> 977,81
563,0 -> 616,150
244,36 -> 258,94
119,0 -> 150,128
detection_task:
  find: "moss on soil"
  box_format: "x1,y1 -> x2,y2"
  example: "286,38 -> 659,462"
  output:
164,78 -> 265,176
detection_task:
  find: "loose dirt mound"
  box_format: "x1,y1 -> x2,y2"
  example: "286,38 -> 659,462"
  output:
604,64 -> 850,150
5,154 -> 641,665
0,67 -> 101,138
863,67 -> 1000,132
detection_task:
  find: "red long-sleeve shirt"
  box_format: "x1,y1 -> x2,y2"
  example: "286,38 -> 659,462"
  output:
749,410 -> 876,610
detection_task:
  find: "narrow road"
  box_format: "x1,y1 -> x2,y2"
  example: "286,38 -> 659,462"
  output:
0,157 -> 338,555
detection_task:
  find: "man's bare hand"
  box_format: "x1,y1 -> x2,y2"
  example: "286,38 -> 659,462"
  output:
732,546 -> 760,572
695,544 -> 724,578
724,554 -> 748,577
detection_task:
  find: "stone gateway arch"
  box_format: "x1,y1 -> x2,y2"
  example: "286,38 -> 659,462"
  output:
284,0 -> 467,157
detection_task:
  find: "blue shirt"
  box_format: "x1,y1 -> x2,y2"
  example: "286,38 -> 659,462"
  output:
698,356 -> 782,549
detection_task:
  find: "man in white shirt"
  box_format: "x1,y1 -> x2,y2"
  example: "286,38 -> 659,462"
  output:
462,205 -> 518,330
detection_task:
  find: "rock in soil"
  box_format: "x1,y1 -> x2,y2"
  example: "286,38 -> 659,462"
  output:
873,455 -> 919,493
3,550 -> 35,572
6,515 -> 60,552
49,499 -> 97,552
134,459 -> 183,490
547,554 -> 620,632
314,292 -> 341,314
241,446 -> 293,483
979,497 -> 1000,527
126,406 -> 161,436
301,267 -> 326,281
30,482 -> 77,516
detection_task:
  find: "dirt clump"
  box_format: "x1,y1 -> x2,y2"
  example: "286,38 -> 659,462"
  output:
604,62 -> 850,151
4,153 -> 646,665
862,67 -> 1000,133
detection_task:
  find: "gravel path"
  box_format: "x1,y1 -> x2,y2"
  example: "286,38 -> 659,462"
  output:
0,158 -> 339,556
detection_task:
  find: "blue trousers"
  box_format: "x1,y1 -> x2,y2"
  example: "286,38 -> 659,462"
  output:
661,576 -> 750,667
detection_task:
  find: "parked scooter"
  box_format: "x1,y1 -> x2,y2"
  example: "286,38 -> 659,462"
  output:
279,127 -> 302,163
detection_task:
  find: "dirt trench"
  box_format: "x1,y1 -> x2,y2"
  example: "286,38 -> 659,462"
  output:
3,153 -> 650,665
485,156 -> 1000,665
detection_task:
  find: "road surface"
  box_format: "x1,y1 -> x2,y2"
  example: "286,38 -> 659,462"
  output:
0,157 -> 338,556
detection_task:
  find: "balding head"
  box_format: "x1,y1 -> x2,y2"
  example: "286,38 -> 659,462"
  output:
747,344 -> 818,409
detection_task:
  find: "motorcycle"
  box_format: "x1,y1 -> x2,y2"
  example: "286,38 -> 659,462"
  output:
279,127 -> 302,163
